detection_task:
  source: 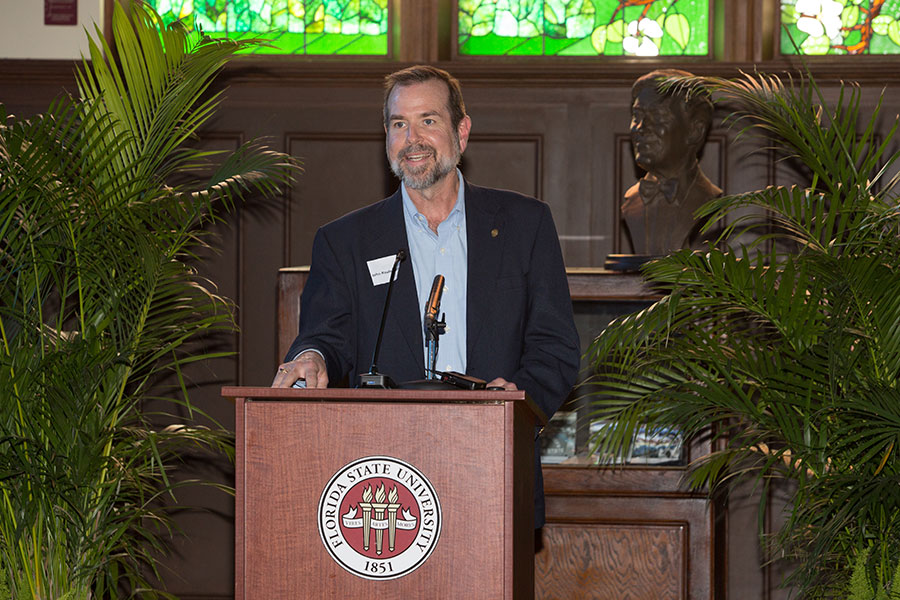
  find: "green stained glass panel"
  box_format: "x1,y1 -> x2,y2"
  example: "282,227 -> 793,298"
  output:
781,0 -> 900,55
458,0 -> 710,57
148,0 -> 389,55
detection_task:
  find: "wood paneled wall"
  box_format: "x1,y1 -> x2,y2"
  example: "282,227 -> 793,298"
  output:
3,55 -> 899,599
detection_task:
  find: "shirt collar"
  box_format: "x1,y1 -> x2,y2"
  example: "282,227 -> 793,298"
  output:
401,169 -> 466,228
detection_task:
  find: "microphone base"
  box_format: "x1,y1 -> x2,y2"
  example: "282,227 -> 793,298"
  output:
358,372 -> 396,389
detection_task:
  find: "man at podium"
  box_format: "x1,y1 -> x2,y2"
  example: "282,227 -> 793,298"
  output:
272,65 -> 580,528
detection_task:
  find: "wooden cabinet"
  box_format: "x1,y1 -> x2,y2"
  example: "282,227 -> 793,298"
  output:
537,268 -> 723,600
538,466 -> 722,600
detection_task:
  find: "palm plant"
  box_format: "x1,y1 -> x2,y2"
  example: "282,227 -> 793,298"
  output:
585,69 -> 900,597
0,2 -> 297,598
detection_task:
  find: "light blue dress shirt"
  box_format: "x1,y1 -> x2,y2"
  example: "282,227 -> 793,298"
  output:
401,170 -> 467,375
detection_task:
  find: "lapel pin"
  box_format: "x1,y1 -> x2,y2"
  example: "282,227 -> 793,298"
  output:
491,228 -> 499,238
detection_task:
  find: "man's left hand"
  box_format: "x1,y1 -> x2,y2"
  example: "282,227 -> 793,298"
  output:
486,377 -> 518,391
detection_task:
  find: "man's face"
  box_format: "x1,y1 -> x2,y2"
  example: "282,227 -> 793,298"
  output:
630,85 -> 691,175
385,79 -> 470,190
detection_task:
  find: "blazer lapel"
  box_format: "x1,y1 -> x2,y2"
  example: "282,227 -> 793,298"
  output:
465,182 -> 504,361
361,190 -> 424,375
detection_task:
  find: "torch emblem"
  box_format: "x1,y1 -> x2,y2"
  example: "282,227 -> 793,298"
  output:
317,456 -> 442,580
349,482 -> 416,554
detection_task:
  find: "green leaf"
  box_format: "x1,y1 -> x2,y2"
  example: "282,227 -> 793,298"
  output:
566,14 -> 593,38
458,13 -> 473,35
782,3 -> 799,25
872,15 -> 893,36
665,13 -> 690,49
889,20 -> 900,47
841,5 -> 859,29
607,18 -> 625,43
545,0 -> 565,25
591,25 -> 607,53
472,22 -> 493,36
801,33 -> 832,55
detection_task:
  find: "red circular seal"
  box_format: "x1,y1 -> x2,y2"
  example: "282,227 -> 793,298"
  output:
318,456 -> 441,580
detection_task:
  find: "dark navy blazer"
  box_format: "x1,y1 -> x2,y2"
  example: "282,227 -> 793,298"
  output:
287,180 -> 580,527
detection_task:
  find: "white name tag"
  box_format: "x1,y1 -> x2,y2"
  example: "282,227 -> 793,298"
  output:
367,254 -> 401,286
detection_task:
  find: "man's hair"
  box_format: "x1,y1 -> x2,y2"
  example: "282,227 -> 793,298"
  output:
383,65 -> 467,130
632,69 -> 714,137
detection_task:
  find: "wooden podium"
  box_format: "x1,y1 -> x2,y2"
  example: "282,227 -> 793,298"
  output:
224,386 -> 544,599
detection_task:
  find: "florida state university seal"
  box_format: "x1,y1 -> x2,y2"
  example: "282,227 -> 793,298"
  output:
317,456 -> 442,580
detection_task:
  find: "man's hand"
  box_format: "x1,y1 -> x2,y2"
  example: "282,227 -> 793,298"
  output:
272,351 -> 329,389
486,377 -> 518,391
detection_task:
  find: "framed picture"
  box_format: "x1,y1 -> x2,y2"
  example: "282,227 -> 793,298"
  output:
540,411 -> 577,464
627,426 -> 683,465
588,421 -> 683,466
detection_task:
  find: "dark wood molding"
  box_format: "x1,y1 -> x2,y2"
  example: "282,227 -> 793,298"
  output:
0,59 -> 81,84
4,57 -> 900,94
219,59 -> 900,88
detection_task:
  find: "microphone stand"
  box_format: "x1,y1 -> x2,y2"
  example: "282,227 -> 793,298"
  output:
358,250 -> 405,388
400,275 -> 456,391
425,313 -> 446,380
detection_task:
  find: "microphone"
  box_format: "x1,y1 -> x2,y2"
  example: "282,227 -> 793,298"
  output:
424,274 -> 446,380
424,274 -> 445,341
358,250 -> 406,389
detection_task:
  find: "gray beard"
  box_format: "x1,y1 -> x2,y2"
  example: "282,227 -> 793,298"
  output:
389,143 -> 461,190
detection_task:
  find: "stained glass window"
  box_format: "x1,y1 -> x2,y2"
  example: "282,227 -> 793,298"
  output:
781,0 -> 900,54
149,0 -> 389,55
457,0 -> 710,57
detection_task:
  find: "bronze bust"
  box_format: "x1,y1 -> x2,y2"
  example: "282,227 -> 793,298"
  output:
621,69 -> 721,256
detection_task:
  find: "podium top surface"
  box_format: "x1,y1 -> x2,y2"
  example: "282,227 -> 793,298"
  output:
221,386 -> 546,424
